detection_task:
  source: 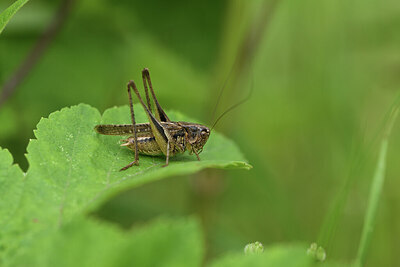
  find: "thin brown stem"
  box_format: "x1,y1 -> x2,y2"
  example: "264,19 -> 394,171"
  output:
0,0 -> 76,107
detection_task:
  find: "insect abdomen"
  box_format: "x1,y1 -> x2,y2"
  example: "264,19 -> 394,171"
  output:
122,133 -> 186,156
122,136 -> 163,156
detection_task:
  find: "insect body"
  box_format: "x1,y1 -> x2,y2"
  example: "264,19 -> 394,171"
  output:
95,68 -> 210,171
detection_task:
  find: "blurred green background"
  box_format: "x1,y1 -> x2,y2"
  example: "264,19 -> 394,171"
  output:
1,0 -> 400,265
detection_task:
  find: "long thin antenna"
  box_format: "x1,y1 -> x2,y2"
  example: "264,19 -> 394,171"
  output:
211,63 -> 238,120
210,77 -> 253,131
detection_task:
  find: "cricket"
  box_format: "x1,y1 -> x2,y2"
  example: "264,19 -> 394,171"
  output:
95,68 -> 211,171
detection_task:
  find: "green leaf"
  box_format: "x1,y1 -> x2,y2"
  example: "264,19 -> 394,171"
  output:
209,244 -> 312,267
0,103 -> 250,263
114,217 -> 203,267
0,0 -> 29,34
14,216 -> 203,267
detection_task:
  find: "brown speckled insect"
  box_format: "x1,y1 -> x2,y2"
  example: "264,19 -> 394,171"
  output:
95,68 -> 210,171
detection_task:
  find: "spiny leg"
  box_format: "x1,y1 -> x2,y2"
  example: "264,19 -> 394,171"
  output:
192,147 -> 201,161
142,68 -> 170,122
120,81 -> 140,171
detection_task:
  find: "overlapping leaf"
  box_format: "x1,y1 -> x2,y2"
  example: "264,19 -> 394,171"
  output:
14,217 -> 203,267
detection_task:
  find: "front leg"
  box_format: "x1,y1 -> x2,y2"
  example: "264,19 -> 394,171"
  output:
192,147 -> 201,161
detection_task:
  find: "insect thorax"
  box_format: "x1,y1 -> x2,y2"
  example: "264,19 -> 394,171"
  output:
121,122 -> 210,156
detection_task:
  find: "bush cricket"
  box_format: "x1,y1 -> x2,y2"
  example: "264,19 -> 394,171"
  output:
95,68 -> 211,171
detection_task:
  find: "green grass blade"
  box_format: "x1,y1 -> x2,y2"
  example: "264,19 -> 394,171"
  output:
318,95 -> 400,251
355,106 -> 399,267
0,0 -> 29,34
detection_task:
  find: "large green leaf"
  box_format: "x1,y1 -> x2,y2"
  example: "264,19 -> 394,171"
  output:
14,216 -> 203,267
0,0 -> 29,34
0,103 -> 250,263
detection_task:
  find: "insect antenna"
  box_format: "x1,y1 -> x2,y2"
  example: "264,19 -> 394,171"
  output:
210,65 -> 236,120
210,78 -> 253,131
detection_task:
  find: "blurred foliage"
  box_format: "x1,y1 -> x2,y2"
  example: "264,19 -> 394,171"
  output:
1,0 -> 400,266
